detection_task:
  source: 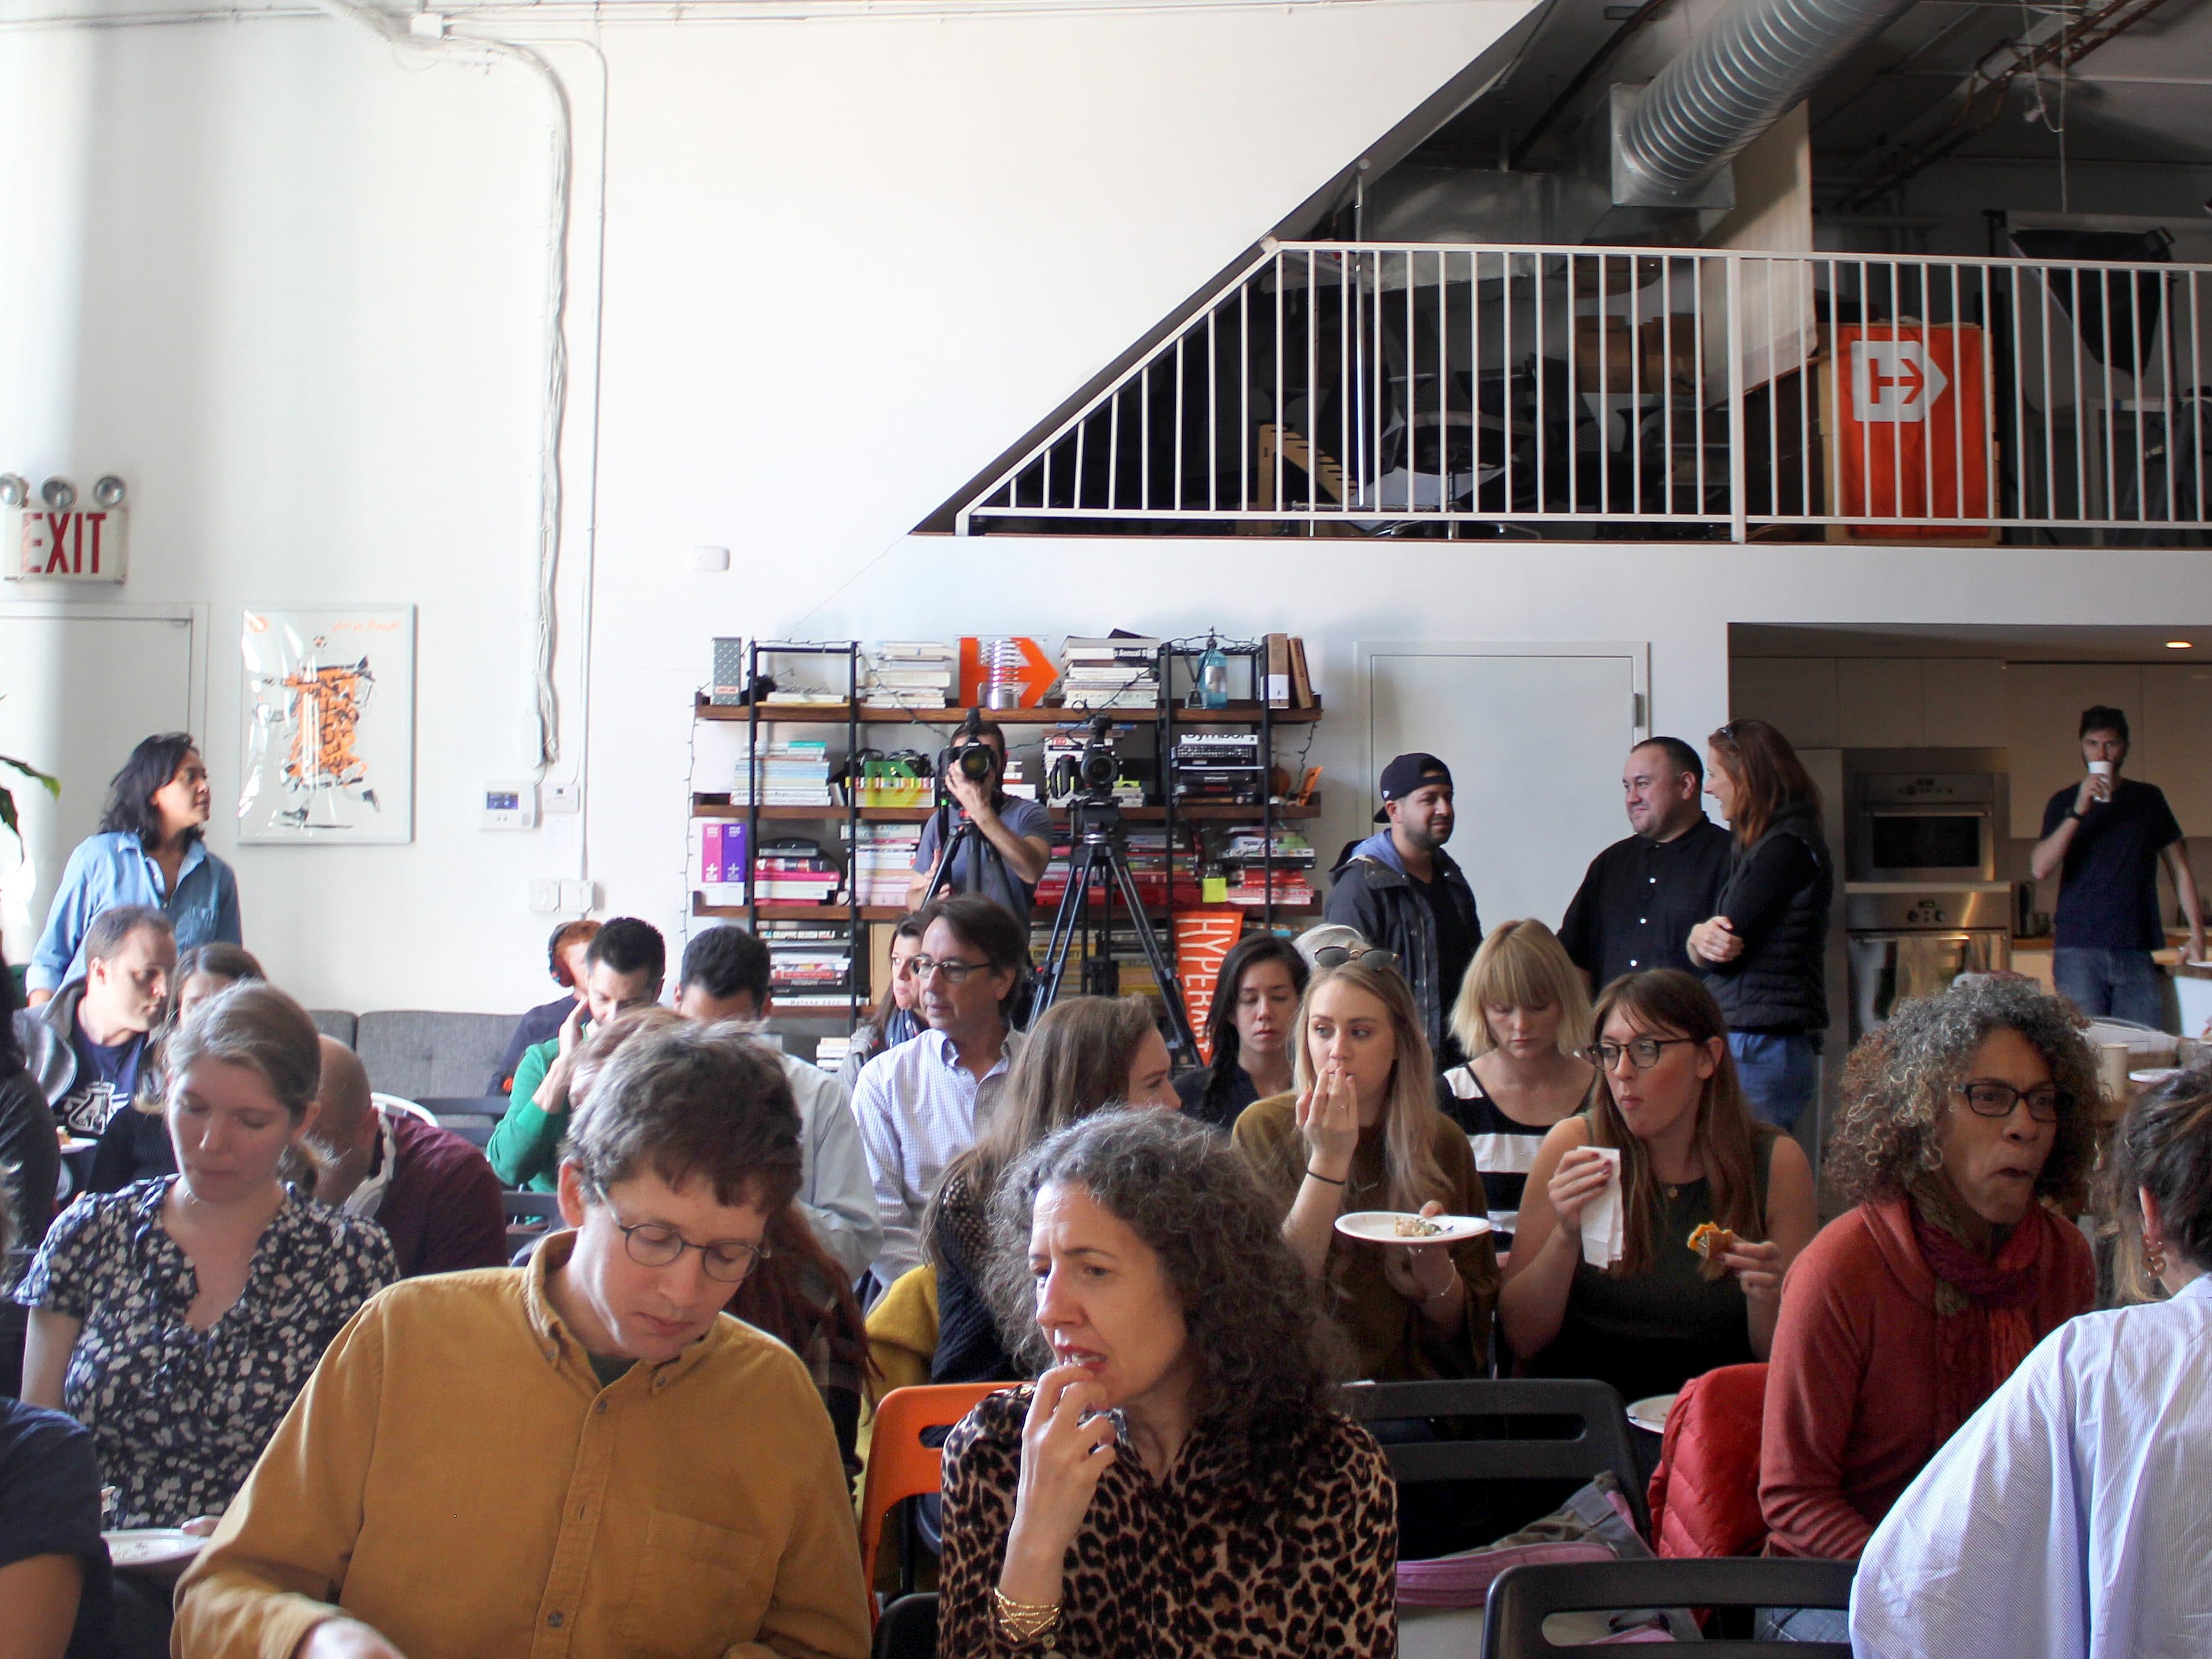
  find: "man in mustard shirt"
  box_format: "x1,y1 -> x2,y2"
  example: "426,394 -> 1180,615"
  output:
175,1023 -> 870,1659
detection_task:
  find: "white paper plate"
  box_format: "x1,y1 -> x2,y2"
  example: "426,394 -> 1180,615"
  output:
2131,1067 -> 2183,1087
1334,1210 -> 1492,1247
105,1529 -> 205,1569
1625,1393 -> 1678,1436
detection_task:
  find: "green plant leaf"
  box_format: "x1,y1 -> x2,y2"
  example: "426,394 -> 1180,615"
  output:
0,755 -> 60,798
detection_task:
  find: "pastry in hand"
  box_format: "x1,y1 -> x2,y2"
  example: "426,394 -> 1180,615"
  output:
1687,1221 -> 1737,1278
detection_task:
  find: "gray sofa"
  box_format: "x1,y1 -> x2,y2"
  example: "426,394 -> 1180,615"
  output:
310,1008 -> 516,1105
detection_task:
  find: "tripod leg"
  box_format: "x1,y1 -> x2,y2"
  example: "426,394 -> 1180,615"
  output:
1104,844 -> 1202,1065
1036,844 -> 1096,1013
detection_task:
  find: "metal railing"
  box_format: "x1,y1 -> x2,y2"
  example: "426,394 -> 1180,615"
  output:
955,241 -> 2212,543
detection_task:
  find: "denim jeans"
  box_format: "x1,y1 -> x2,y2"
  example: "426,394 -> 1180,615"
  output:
1728,1030 -> 1818,1132
2052,946 -> 2167,1029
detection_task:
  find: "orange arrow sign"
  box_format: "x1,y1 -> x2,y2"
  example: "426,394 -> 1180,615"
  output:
957,636 -> 1058,708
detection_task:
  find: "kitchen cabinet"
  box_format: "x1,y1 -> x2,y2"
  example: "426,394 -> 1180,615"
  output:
2005,664 -> 2144,837
1921,659 -> 2007,747
2139,664 -> 2212,835
1837,659 -> 1924,747
1731,657 -> 1839,747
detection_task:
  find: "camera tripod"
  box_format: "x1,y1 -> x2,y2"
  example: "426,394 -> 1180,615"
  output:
1034,795 -> 1199,1065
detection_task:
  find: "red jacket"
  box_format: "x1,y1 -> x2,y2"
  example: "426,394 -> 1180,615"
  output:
1648,1363 -> 1770,1558
1758,1196 -> 2092,1559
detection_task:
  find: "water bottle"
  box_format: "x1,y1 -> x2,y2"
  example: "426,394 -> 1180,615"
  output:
1198,633 -> 1230,710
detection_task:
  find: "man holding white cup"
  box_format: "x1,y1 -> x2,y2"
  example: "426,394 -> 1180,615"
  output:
2031,704 -> 2204,1026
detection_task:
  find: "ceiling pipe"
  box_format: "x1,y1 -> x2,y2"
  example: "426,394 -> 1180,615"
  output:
1612,0 -> 1921,204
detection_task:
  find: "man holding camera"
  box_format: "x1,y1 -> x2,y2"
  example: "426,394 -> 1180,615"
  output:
905,714 -> 1054,918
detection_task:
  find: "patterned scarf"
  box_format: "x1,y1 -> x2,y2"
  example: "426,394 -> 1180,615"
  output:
1909,1201 -> 2043,1444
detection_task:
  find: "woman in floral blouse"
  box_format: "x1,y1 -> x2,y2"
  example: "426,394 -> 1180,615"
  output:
19,983 -> 395,1528
938,1109 -> 1396,1658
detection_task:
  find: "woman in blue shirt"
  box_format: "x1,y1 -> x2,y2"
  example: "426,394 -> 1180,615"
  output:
27,733 -> 240,1005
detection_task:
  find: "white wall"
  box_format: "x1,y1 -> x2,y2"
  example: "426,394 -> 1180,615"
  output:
0,0 -> 1537,1008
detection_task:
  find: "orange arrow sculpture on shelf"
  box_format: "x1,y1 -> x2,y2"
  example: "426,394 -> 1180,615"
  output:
957,636 -> 1058,708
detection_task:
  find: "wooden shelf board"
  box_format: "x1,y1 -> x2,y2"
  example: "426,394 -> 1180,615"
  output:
692,797 -> 1320,823
697,697 -> 1322,726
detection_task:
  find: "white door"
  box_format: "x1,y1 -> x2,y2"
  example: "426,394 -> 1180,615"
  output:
1360,642 -> 1650,933
0,607 -> 203,967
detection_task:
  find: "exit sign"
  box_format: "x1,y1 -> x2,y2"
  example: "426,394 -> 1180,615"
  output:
5,506 -> 129,582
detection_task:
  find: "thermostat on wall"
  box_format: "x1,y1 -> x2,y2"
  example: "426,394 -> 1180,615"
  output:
482,780 -> 539,830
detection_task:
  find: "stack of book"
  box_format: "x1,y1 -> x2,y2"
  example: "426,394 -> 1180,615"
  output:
813,1034 -> 854,1074
1026,920 -> 1168,1001
754,837 -> 842,905
1217,822 -> 1318,908
735,740 -> 833,806
1060,636 -> 1161,710
1032,827 -> 1200,911
761,920 -> 852,1006
852,823 -> 922,906
862,641 -> 956,709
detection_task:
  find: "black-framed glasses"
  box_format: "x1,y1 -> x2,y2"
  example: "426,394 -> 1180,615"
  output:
1954,1080 -> 2070,1124
910,955 -> 985,983
1585,1036 -> 1700,1070
1313,945 -> 1398,972
616,1218 -> 770,1282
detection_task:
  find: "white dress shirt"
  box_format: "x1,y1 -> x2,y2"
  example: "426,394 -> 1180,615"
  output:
773,1049 -> 882,1285
852,1026 -> 1019,1290
1851,1272 -> 2212,1659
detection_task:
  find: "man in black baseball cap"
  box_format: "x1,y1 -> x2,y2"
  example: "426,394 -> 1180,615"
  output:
1325,752 -> 1483,1064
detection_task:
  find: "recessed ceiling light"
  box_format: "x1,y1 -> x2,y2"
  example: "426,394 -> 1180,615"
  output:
2167,640 -> 2194,649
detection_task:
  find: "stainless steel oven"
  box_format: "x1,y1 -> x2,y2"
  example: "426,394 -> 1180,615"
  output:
1848,774 -> 1998,884
1845,884 -> 2013,1039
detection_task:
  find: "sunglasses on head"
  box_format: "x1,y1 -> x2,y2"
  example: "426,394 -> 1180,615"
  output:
1312,945 -> 1398,972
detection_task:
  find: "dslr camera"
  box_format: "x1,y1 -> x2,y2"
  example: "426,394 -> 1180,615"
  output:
939,709 -> 998,789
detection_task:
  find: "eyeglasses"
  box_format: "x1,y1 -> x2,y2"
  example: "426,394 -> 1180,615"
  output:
910,956 -> 986,983
616,1218 -> 771,1282
1312,945 -> 1398,972
1954,1080 -> 2070,1124
1585,1037 -> 1700,1070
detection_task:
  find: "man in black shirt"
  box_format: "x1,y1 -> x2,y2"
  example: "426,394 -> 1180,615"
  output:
1558,737 -> 1733,993
1325,753 -> 1482,1065
2031,704 -> 2203,1027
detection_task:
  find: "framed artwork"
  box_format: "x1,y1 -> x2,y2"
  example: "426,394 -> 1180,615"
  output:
238,606 -> 415,844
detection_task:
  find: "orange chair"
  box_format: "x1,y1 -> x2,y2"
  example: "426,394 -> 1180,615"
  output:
857,1382 -> 1009,1615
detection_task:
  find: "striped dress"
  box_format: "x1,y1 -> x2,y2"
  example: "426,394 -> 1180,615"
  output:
1433,1067 -> 1574,1254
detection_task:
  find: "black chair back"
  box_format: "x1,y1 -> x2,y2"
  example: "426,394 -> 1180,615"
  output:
1483,1557 -> 1856,1657
1341,1378 -> 1649,1537
872,1592 -> 937,1659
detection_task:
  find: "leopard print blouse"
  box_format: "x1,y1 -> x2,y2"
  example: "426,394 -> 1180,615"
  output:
939,1385 -> 1399,1657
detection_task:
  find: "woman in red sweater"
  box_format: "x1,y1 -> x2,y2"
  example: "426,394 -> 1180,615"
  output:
1760,975 -> 2097,1572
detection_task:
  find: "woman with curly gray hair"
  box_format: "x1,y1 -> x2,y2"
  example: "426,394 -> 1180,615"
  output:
937,1109 -> 1396,1658
1758,975 -> 2095,1599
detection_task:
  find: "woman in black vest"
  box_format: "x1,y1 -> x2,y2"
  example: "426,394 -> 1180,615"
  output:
1687,720 -> 1833,1132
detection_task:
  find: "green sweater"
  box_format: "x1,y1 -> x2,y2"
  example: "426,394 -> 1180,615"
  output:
487,1036 -> 566,1191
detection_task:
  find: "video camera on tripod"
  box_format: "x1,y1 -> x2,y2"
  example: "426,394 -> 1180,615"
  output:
1046,715 -> 1121,803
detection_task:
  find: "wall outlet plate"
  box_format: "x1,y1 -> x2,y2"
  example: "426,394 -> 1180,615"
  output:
527,879 -> 561,913
560,878 -> 596,913
544,779 -> 581,813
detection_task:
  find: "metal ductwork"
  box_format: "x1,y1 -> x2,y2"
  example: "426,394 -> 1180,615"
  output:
1613,0 -> 1920,205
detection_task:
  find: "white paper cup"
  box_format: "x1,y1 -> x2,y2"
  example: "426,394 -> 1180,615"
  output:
2089,761 -> 2115,780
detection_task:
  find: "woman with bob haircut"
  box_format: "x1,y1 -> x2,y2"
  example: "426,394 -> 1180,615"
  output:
1502,969 -> 1817,1403
839,913 -> 926,1088
1437,919 -> 1597,1257
1760,977 -> 2095,1583
27,733 -> 242,1004
938,1108 -> 1394,1657
1234,955 -> 1500,1380
1687,720 -> 1833,1132
1177,933 -> 1309,1131
1851,1069 -> 2212,1658
17,983 -> 395,1527
928,995 -> 1177,1384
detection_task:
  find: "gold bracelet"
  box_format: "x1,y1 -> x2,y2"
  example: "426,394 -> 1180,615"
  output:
993,1587 -> 1063,1644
